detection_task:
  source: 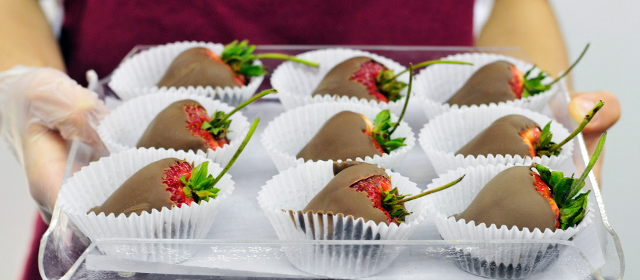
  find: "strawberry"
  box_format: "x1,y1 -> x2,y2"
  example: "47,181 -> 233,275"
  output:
456,101 -> 603,158
91,118 -> 260,217
303,162 -> 464,224
457,132 -> 606,231
447,44 -> 590,106
137,89 -> 276,152
297,65 -> 418,161
157,40 -> 319,88
313,57 -> 471,103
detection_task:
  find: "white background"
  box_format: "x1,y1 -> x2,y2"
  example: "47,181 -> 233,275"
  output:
1,1 -> 638,279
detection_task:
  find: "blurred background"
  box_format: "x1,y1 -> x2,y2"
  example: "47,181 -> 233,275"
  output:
0,0 -> 637,279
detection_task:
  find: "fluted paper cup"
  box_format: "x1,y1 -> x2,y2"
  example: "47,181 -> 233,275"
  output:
419,105 -> 573,174
413,52 -> 564,120
261,102 -> 415,172
108,41 -> 264,105
257,161 -> 427,278
424,163 -> 594,279
97,92 -> 250,167
57,148 -> 235,263
271,48 -> 408,115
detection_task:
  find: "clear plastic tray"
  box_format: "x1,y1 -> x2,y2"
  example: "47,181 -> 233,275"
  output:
39,46 -> 624,279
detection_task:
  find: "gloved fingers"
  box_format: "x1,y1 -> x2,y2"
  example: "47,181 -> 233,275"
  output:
17,68 -> 110,147
23,124 -> 68,219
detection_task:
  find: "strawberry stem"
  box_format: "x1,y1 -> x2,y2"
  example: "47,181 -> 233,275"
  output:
255,53 -> 319,67
393,175 -> 465,205
547,43 -> 590,88
389,60 -> 472,81
215,89 -> 277,126
547,100 -> 604,154
572,131 -> 606,190
389,64 -> 414,136
210,118 -> 259,186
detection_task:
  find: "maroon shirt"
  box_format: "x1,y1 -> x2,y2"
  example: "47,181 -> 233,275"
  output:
27,1 -> 474,279
60,0 -> 474,85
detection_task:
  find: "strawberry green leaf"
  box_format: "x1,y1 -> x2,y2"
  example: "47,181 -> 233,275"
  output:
376,68 -> 407,102
521,44 -> 589,98
534,164 -> 589,230
181,161 -> 220,204
221,40 -> 318,79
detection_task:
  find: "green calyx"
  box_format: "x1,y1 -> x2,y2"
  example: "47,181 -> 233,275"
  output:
376,68 -> 407,102
201,89 -> 277,140
537,100 -> 604,156
371,110 -> 406,153
221,40 -> 318,78
371,64 -> 416,153
376,60 -> 472,102
382,175 -> 465,224
521,43 -> 590,98
534,131 -> 606,230
180,161 -> 220,203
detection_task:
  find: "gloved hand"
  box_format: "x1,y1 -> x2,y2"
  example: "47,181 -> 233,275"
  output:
0,67 -> 109,223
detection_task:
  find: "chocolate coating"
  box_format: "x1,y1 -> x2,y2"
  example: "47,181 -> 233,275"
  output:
446,61 -> 517,106
303,163 -> 390,224
296,111 -> 381,161
136,99 -> 208,152
457,166 -> 556,231
456,115 -> 539,157
156,47 -> 238,88
312,56 -> 376,101
89,158 -> 182,217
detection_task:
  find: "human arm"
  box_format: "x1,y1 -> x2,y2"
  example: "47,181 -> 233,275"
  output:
0,0 -> 108,222
476,0 -> 620,184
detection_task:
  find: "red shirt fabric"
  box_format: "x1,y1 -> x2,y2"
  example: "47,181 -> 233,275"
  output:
60,0 -> 474,85
27,1 -> 474,279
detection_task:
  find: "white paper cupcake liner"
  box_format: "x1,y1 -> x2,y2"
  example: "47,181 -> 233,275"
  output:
108,41 -> 264,105
57,148 -> 235,263
257,161 -> 427,278
413,52 -> 563,120
271,48 -> 409,115
260,102 -> 415,172
97,92 -> 250,167
419,105 -> 573,174
424,163 -> 594,278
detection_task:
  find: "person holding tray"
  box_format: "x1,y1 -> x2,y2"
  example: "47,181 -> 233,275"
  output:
0,0 -> 621,279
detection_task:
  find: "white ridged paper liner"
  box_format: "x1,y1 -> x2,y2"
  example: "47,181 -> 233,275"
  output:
57,148 -> 235,263
413,52 -> 563,120
424,163 -> 594,278
270,48 -> 409,115
108,41 -> 264,104
419,105 -> 573,174
260,102 -> 415,172
257,161 -> 427,278
97,92 -> 250,167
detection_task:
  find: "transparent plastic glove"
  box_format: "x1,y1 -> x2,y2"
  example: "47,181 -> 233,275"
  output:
0,67 -> 109,223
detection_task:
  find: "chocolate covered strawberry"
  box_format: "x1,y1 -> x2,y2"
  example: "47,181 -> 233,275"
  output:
303,162 -> 464,225
457,132 -> 605,231
313,57 -> 470,103
157,40 -> 319,88
137,89 -> 276,151
456,101 -> 603,158
91,118 -> 260,217
447,44 -> 590,107
297,66 -> 417,161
